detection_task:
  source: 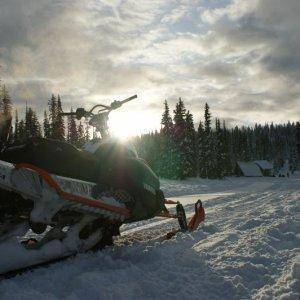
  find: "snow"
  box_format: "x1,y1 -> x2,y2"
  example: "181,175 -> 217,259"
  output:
254,160 -> 273,170
0,173 -> 299,299
237,161 -> 263,177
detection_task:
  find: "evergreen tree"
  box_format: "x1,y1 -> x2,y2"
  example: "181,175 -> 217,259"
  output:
211,118 -> 224,178
204,103 -> 211,134
56,95 -> 65,140
221,121 -> 233,175
84,124 -> 90,143
48,94 -> 57,138
161,100 -> 173,135
0,85 -> 13,144
183,111 -> 197,177
173,98 -> 186,136
43,110 -> 51,138
25,107 -> 41,138
197,121 -> 205,177
200,102 -> 215,178
76,122 -> 85,148
47,94 -> 65,140
1,85 -> 12,118
172,98 -> 187,179
67,109 -> 78,145
160,100 -> 174,178
18,119 -> 26,142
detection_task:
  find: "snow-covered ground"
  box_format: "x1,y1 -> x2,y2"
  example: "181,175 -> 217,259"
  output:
0,174 -> 299,299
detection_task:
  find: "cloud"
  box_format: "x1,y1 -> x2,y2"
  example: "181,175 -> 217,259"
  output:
161,5 -> 188,24
0,0 -> 299,129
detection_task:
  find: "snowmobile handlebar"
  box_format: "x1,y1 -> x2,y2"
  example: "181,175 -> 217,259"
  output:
89,94 -> 137,114
60,95 -> 137,120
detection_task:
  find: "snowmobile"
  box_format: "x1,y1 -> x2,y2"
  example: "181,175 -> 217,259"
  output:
0,95 -> 205,276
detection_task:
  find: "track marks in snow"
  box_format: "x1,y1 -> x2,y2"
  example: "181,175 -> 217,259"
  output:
198,190 -> 300,299
0,178 -> 299,299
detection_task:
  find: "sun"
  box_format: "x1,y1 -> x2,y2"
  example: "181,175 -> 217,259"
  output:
108,111 -> 159,140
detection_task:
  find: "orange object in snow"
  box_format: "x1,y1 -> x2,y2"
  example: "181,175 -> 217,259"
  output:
188,200 -> 205,231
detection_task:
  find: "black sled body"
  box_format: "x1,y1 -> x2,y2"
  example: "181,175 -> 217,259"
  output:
0,138 -> 164,222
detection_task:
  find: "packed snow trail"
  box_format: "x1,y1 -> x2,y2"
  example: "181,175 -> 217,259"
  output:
0,175 -> 299,299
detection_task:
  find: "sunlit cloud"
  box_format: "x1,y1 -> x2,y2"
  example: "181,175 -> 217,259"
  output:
0,0 -> 299,137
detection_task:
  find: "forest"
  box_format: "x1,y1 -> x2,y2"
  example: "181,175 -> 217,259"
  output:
0,83 -> 299,180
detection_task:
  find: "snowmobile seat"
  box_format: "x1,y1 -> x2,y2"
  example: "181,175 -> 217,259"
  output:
0,137 -> 98,182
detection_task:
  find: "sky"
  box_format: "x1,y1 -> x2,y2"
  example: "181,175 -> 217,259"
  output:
0,0 -> 299,138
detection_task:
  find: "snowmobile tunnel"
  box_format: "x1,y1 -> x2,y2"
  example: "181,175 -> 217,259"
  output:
14,163 -> 132,217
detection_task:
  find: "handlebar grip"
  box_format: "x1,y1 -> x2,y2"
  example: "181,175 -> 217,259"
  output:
110,95 -> 137,110
121,94 -> 137,104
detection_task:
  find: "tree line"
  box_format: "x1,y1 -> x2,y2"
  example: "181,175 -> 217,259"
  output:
132,98 -> 299,179
0,83 -> 299,180
0,85 -> 90,148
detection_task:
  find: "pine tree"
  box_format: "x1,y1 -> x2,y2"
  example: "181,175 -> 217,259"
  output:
221,120 -> 233,175
161,100 -> 173,135
48,94 -> 57,138
160,100 -> 174,178
56,95 -> 65,140
25,107 -> 41,139
296,122 -> 300,171
0,85 -> 13,144
211,118 -> 224,178
32,110 -> 42,137
172,98 -> 187,179
18,119 -> 26,142
1,85 -> 12,118
197,121 -> 205,177
204,103 -> 211,134
84,124 -> 90,143
76,122 -> 85,148
200,102 -> 215,178
67,108 -> 78,145
47,94 -> 65,140
173,98 -> 186,136
43,111 -> 51,138
183,110 -> 197,177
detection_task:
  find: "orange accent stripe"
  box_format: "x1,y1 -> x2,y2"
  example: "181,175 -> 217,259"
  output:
165,199 -> 177,205
188,208 -> 205,231
156,212 -> 177,219
14,163 -> 131,217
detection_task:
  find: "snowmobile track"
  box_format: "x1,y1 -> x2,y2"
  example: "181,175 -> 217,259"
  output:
0,217 -> 181,280
0,254 -> 74,280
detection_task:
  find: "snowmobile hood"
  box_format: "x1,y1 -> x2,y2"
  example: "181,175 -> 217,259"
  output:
85,138 -> 138,159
